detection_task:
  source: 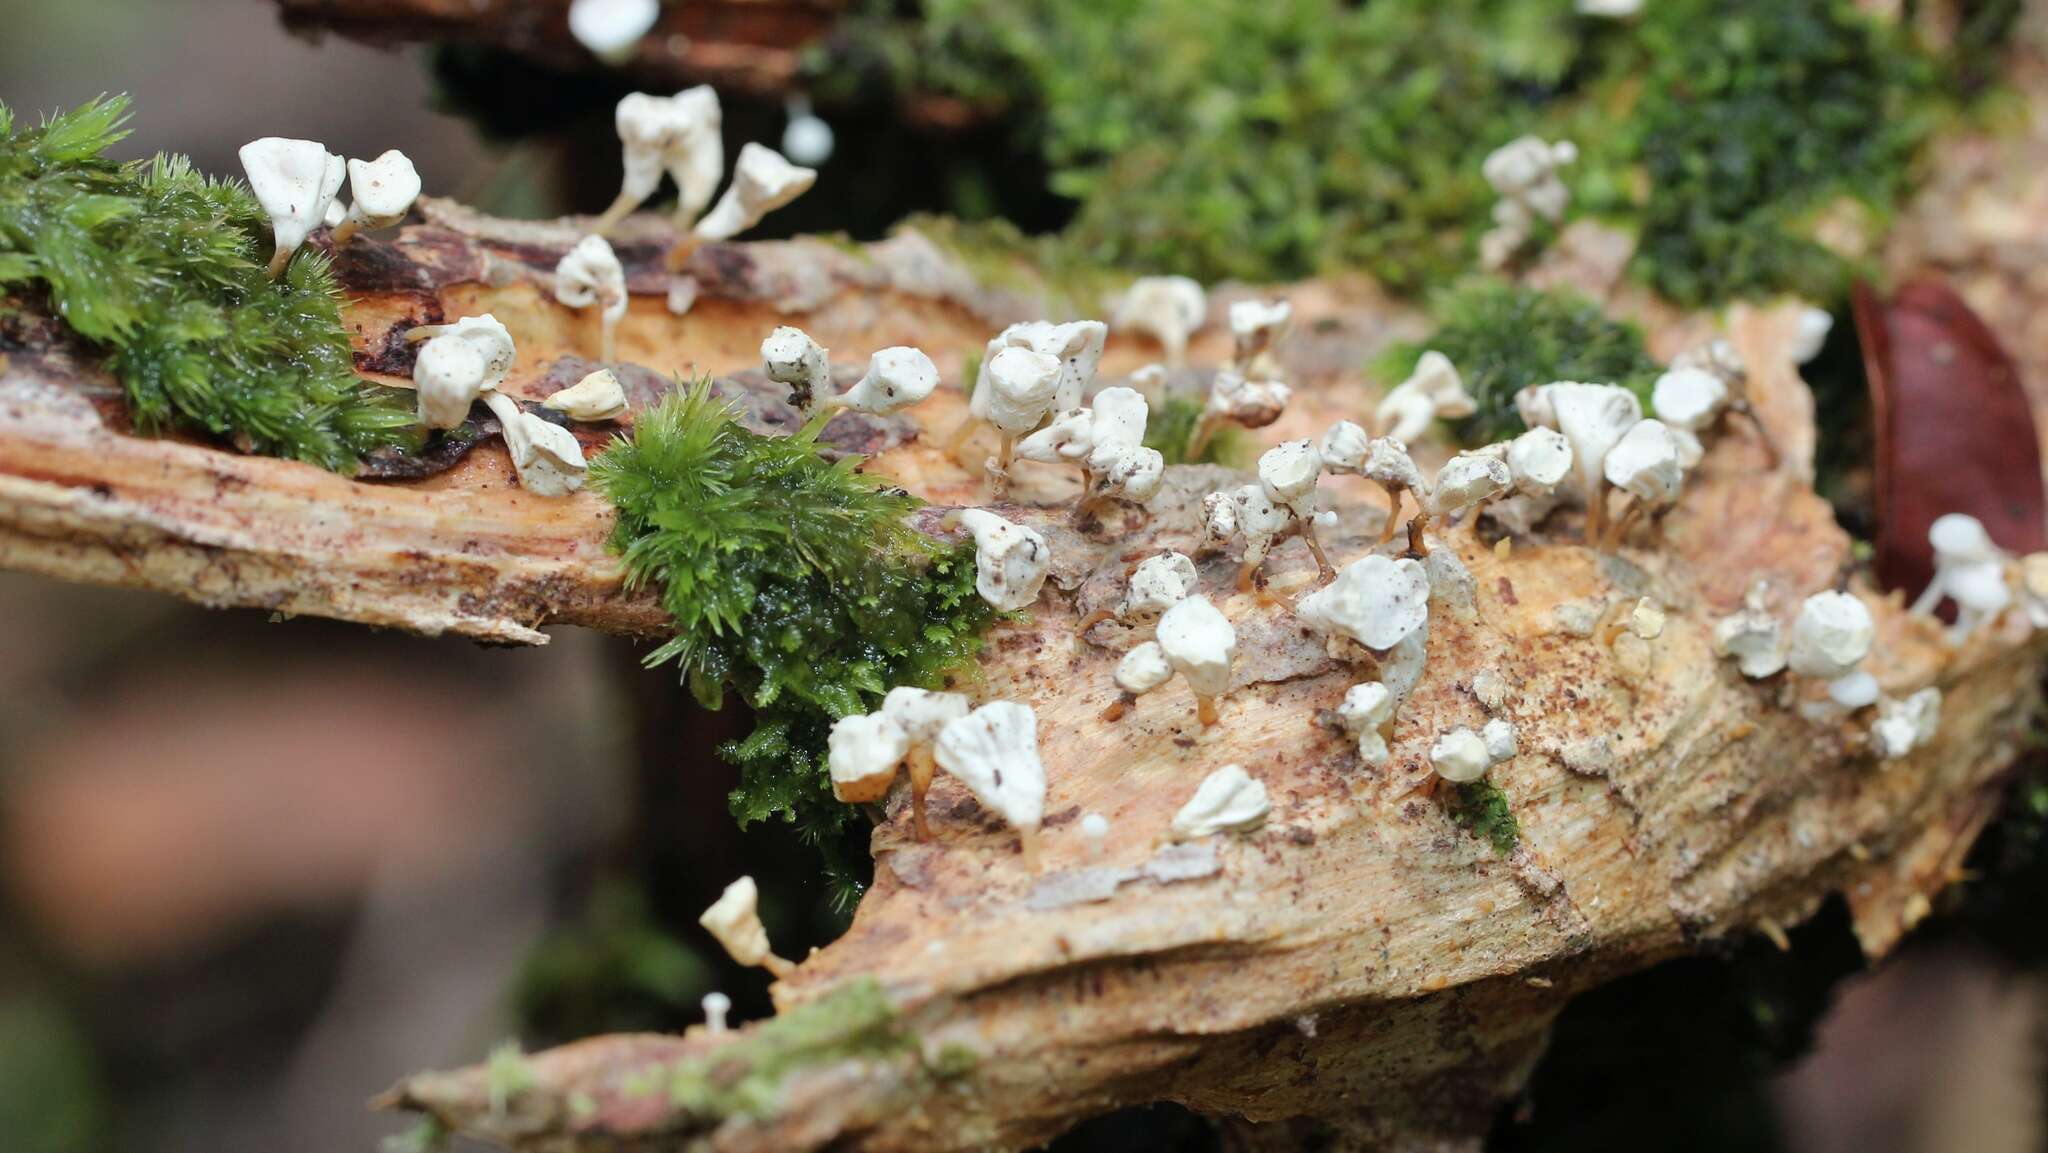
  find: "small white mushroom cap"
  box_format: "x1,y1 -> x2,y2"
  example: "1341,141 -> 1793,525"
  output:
414,337 -> 489,430
555,234 -> 629,325
695,143 -> 817,242
569,0 -> 660,64
952,508 -> 1051,612
1258,440 -> 1322,514
1507,427 -> 1574,492
1297,555 -> 1431,652
1630,598 -> 1666,640
1577,0 -> 1644,16
1650,367 -> 1729,432
827,712 -> 911,803
1920,513 -> 2014,624
1336,681 -> 1395,765
1482,718 -> 1519,763
1088,387 -> 1149,456
699,876 -> 776,969
491,398 -> 589,497
1432,451 -> 1512,516
1362,437 -> 1430,497
1080,812 -> 1110,847
1115,641 -> 1174,695
880,686 -> 973,745
1541,383 -> 1642,506
1114,276 -> 1207,362
1229,299 -> 1293,346
1872,688 -> 1942,759
836,347 -> 939,415
340,150 -> 422,232
933,701 -> 1047,836
1377,351 -> 1476,443
1034,321 -> 1110,411
1603,419 -> 1685,506
1930,512 -> 2003,565
1430,728 -> 1493,784
240,137 -> 346,269
1827,671 -> 1882,711
1171,765 -> 1270,839
1221,484 -> 1294,566
1789,307 -> 1834,365
543,368 -> 629,422
981,347 -> 1064,433
1787,591 -> 1874,680
761,326 -> 830,403
701,991 -> 731,1034
1200,490 -> 1241,546
1122,552 -> 1200,622
1204,371 -> 1292,428
1483,136 -> 1576,221
1515,385 -> 1556,430
1156,596 -> 1237,699
1319,421 -> 1370,474
441,315 -> 516,389
613,88 -> 724,223
1713,583 -> 1787,679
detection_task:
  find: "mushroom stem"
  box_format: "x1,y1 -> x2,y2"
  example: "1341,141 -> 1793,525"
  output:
1075,608 -> 1115,637
1186,414 -> 1222,464
1017,826 -> 1042,872
1196,695 -> 1221,727
1731,401 -> 1781,469
1101,694 -> 1134,722
664,234 -> 704,274
1406,512 -> 1432,557
1376,486 -> 1407,544
330,217 -> 363,249
266,246 -> 292,280
591,193 -> 639,236
907,746 -> 937,841
599,313 -> 618,366
1603,499 -> 1647,551
1583,480 -> 1607,546
1302,525 -> 1337,584
1236,558 -> 1262,594
989,434 -> 1018,499
761,952 -> 797,979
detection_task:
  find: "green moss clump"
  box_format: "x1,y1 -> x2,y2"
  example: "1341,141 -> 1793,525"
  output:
1600,0 -> 1938,306
665,978 -> 918,1121
1375,281 -> 1660,446
593,382 -> 1000,904
1448,779 -> 1520,856
0,97 -> 420,471
1143,392 -> 1248,468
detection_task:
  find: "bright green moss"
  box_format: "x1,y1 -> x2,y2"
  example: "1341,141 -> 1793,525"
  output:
592,382 -> 1000,905
1374,280 -> 1660,446
1143,393 -> 1248,468
0,97 -> 420,471
1599,0 -> 1940,306
1448,779 -> 1520,856
665,978 -> 919,1121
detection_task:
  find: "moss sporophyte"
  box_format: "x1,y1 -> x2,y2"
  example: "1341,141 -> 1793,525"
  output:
592,382 -> 1000,905
0,97 -> 420,472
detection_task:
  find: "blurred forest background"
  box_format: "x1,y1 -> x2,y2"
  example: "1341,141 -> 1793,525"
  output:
2,2 -> 2047,1152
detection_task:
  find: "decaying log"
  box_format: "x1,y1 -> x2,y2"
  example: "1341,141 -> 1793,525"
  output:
3,174 -> 2047,1151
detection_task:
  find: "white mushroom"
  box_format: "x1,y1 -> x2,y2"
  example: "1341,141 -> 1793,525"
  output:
694,142 -> 818,242
1228,298 -> 1293,375
239,137 -> 346,278
1376,351 -> 1477,444
761,326 -> 831,415
1629,597 -> 1666,640
1431,450 -> 1512,527
1336,681 -> 1396,765
1530,382 -> 1642,544
933,701 -> 1048,864
1084,551 -> 1200,640
1080,812 -> 1110,859
1016,386 -> 1163,513
827,712 -> 911,804
1788,590 -> 1877,712
1114,641 -> 1173,697
330,150 -> 421,248
881,688 -> 974,836
1713,581 -> 1787,679
1204,483 -> 1299,592
1481,718 -> 1519,763
555,234 -> 630,364
1357,437 -> 1433,545
1429,728 -> 1493,784
1507,426 -> 1574,494
1171,765 -> 1270,839
972,345 -> 1063,498
1788,307 -> 1834,365
1601,419 -> 1685,546
597,87 -> 723,233
1651,367 -> 1729,433
698,876 -> 793,977
568,0 -> 660,65
781,95 -> 835,167
1910,513 -> 2014,643
1297,554 -> 1432,655
1113,276 -> 1207,368
1872,688 -> 1942,760
700,991 -> 731,1035
1188,370 -> 1291,462
544,369 -> 629,422
410,314 -> 517,430
482,393 -> 589,497
1154,595 -> 1238,726
824,347 -> 939,415
946,508 -> 1051,612
1318,421 -> 1370,474
1481,135 -> 1577,268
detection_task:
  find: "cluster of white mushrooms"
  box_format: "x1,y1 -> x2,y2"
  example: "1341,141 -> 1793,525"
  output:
239,138 -> 421,277
1480,135 -> 1577,270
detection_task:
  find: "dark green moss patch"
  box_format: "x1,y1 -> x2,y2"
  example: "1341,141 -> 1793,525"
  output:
593,382 -> 1000,905
1448,779 -> 1520,856
0,97 -> 420,471
1375,281 -> 1660,446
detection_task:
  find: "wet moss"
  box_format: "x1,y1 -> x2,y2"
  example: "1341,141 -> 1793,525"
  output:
665,979 -> 921,1121
1449,779 -> 1520,856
